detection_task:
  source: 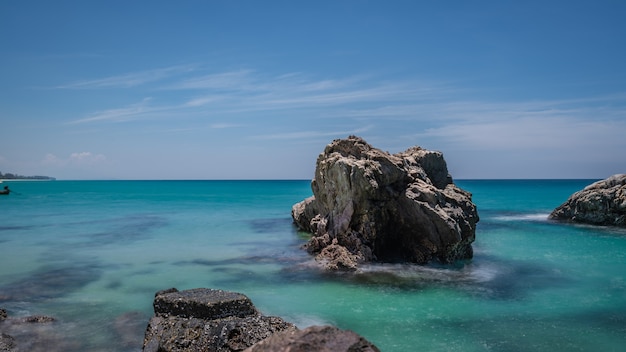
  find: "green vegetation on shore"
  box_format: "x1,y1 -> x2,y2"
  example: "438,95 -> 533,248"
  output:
0,171 -> 55,180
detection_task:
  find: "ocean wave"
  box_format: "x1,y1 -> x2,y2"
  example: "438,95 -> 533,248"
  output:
492,213 -> 550,222
285,314 -> 334,329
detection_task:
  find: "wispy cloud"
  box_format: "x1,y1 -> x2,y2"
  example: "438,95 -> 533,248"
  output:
43,152 -> 108,166
412,98 -> 626,153
178,74 -> 442,115
168,69 -> 257,91
63,66 -> 626,161
68,69 -> 446,125
69,98 -> 157,124
253,125 -> 374,140
57,64 -> 195,89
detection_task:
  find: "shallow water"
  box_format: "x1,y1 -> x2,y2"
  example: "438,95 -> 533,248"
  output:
0,179 -> 625,351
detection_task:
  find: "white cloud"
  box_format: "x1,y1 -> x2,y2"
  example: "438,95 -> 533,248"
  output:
184,95 -> 227,107
42,153 -> 63,166
412,98 -> 626,157
69,152 -> 107,164
422,117 -> 621,149
42,152 -> 107,166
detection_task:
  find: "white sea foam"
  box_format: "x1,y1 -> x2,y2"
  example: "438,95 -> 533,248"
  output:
286,314 -> 334,329
356,262 -> 498,284
493,213 -> 550,222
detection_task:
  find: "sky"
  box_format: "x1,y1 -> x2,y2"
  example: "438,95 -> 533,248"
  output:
1,0 -> 625,180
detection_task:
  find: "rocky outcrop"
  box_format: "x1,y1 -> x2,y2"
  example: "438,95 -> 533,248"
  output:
0,334 -> 15,352
549,174 -> 626,227
142,287 -> 379,352
292,136 -> 479,270
143,288 -> 295,352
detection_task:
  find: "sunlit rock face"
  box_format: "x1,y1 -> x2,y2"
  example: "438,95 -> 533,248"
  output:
292,136 -> 479,271
550,174 -> 626,227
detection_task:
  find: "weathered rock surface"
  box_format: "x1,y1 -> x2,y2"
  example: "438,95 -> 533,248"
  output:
0,334 -> 15,352
143,288 -> 295,352
244,325 -> 380,352
142,288 -> 379,352
292,136 -> 479,270
549,174 -> 626,227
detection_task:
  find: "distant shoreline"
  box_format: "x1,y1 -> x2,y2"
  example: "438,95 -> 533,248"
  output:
0,178 -> 55,182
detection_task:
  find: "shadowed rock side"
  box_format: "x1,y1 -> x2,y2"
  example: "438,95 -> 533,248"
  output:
549,174 -> 626,227
143,288 -> 379,352
292,136 -> 479,270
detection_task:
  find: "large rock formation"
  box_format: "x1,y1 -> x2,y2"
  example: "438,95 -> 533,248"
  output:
549,174 -> 626,227
292,136 -> 479,271
142,288 -> 379,352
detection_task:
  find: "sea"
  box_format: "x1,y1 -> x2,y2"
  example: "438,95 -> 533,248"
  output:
0,179 -> 625,352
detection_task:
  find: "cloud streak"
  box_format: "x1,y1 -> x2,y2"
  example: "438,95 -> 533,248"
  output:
69,98 -> 158,124
253,125 -> 374,140
43,152 -> 108,166
63,66 -> 626,164
67,68 -> 446,124
57,65 -> 196,89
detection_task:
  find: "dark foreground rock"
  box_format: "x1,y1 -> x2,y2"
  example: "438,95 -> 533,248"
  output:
142,288 -> 379,352
292,136 -> 479,270
549,174 -> 626,227
244,325 -> 380,352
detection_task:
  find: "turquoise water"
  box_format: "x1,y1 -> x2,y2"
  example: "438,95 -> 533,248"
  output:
1,180 -> 625,351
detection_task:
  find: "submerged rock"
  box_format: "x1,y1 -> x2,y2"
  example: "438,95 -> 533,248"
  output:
549,174 -> 626,227
291,136 -> 479,270
142,288 -> 379,352
0,310 -> 72,352
0,334 -> 15,352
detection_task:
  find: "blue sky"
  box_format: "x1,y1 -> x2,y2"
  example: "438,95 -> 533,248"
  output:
1,1 -> 625,180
